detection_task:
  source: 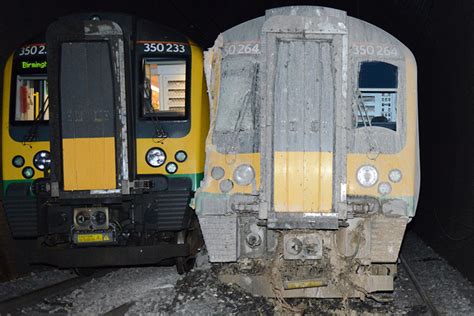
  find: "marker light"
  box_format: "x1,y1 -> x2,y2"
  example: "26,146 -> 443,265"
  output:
378,182 -> 392,195
146,148 -> 166,167
33,151 -> 51,171
356,165 -> 378,187
12,155 -> 25,168
389,169 -> 402,183
166,162 -> 178,174
233,164 -> 255,186
22,167 -> 35,179
175,151 -> 187,163
211,166 -> 225,180
220,179 -> 233,193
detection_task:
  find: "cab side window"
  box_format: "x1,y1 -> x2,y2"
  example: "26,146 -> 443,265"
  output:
357,61 -> 398,131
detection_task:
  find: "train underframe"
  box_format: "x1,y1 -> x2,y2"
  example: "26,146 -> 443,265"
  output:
198,195 -> 408,298
5,177 -> 203,273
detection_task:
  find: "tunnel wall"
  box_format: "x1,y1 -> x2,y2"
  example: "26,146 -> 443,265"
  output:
410,0 -> 474,282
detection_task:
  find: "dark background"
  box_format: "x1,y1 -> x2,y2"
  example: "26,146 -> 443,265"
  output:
1,0 -> 474,281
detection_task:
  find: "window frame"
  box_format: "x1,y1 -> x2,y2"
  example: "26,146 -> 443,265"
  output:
140,57 -> 190,121
349,57 -> 407,154
356,61 -> 399,131
212,56 -> 260,154
10,74 -> 49,126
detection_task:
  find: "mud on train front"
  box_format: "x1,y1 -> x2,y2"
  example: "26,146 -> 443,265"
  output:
196,6 -> 419,298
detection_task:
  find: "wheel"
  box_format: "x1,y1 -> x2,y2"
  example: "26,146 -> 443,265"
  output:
72,267 -> 97,277
175,212 -> 202,274
186,213 -> 204,256
176,256 -> 196,274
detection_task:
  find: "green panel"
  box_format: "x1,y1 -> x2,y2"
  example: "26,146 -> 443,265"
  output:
167,172 -> 204,191
2,179 -> 34,195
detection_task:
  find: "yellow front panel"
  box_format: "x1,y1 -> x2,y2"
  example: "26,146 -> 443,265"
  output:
62,137 -> 116,191
347,153 -> 416,197
274,152 -> 333,213
136,44 -> 209,177
2,55 -> 50,182
199,150 -> 261,194
347,50 -> 418,199
136,137 -> 206,175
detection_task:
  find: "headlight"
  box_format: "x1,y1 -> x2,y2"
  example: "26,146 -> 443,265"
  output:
12,155 -> 25,168
389,169 -> 402,183
33,151 -> 51,171
233,164 -> 255,186
22,167 -> 35,179
91,210 -> 107,226
166,162 -> 178,174
378,182 -> 392,195
175,150 -> 187,163
75,211 -> 90,227
356,165 -> 378,187
146,148 -> 166,167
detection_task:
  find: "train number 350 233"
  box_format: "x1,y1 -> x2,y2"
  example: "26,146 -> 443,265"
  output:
18,45 -> 47,56
143,43 -> 186,53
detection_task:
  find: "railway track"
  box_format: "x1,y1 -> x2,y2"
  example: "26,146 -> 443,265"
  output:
0,256 -> 443,315
0,269 -> 111,314
399,254 -> 440,316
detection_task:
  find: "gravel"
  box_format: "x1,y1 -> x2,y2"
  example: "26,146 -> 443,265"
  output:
399,230 -> 474,315
22,266 -> 180,314
0,269 -> 74,302
1,231 -> 472,315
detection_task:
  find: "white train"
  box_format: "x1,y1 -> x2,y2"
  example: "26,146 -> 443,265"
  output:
196,6 -> 419,298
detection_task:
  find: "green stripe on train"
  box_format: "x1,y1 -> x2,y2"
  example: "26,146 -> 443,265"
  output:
167,172 -> 204,191
1,173 -> 204,195
1,179 -> 34,195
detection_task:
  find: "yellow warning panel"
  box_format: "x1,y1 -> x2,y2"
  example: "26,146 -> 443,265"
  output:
77,233 -> 104,243
274,151 -> 333,213
62,137 -> 116,191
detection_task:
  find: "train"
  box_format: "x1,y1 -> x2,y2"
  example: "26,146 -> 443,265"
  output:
195,6 -> 420,298
3,5 -> 420,299
1,13 -> 209,273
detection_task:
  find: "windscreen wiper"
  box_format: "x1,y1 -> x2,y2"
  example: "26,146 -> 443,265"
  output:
227,63 -> 259,154
355,89 -> 372,128
23,96 -> 49,145
143,79 -> 168,141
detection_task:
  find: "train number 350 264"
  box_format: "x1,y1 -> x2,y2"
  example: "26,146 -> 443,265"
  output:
352,44 -> 398,57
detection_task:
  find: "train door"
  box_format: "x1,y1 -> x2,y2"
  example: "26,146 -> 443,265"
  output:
46,19 -> 129,194
261,24 -> 347,228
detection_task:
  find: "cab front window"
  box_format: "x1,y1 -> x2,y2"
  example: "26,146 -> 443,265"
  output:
143,59 -> 186,118
357,61 -> 398,131
15,76 -> 49,121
